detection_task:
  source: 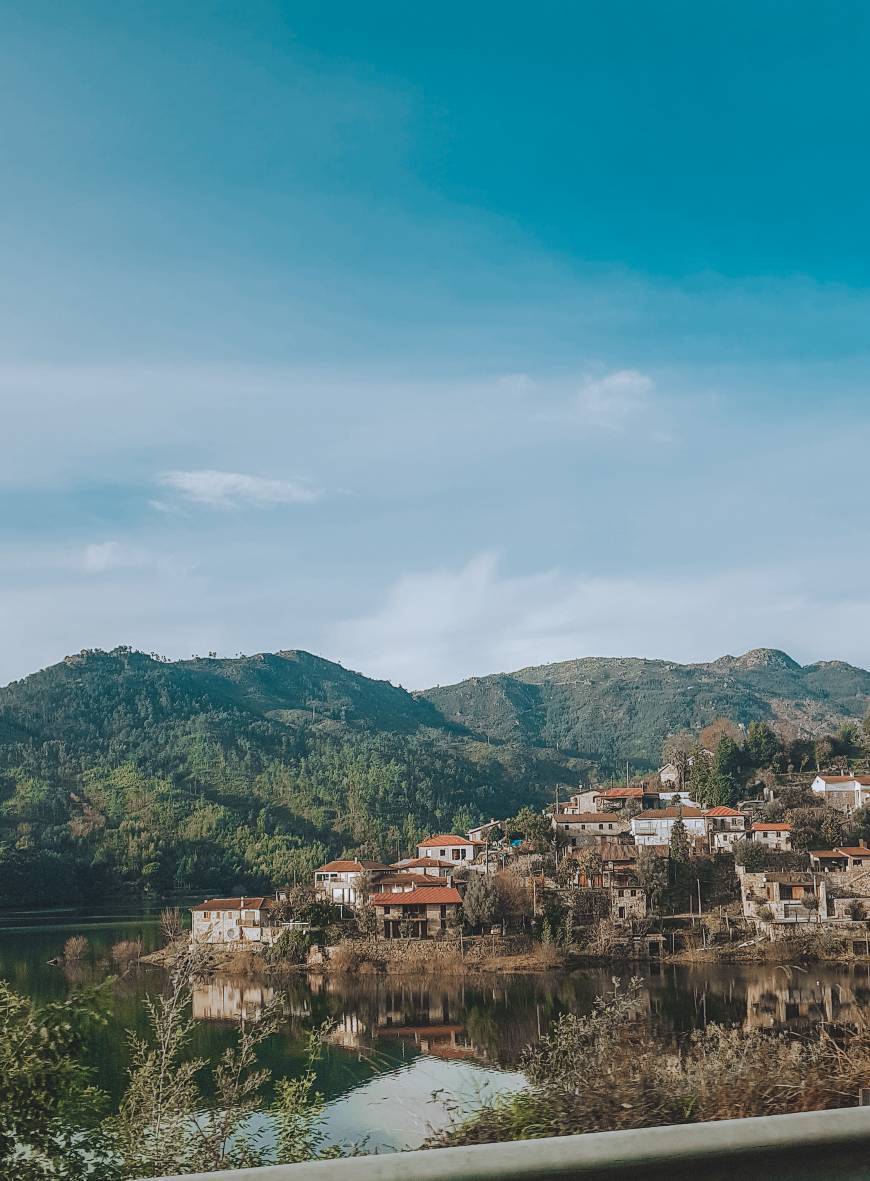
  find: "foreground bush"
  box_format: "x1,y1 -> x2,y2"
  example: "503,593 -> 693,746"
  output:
432,978 -> 870,1146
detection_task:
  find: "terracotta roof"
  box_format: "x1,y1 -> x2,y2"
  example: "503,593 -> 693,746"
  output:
834,847 -> 870,858
393,856 -> 456,869
315,859 -> 390,874
633,807 -> 704,819
704,806 -> 743,817
595,787 -> 647,799
370,886 -> 463,906
556,812 -> 625,823
810,850 -> 848,859
856,778 -> 870,787
374,873 -> 444,888
418,834 -> 475,847
191,897 -> 273,911
750,823 -> 792,832
815,775 -> 855,783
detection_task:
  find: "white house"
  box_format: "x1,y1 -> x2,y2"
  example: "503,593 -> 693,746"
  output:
417,835 -> 479,863
630,807 -> 707,847
313,859 -> 390,907
658,763 -> 680,788
552,811 -> 630,846
190,897 -> 282,945
749,823 -> 793,851
467,819 -> 506,843
704,806 -> 748,851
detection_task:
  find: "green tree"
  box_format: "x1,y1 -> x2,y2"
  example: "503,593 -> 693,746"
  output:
669,814 -> 691,862
0,982 -> 118,1180
635,848 -> 669,914
462,873 -> 501,929
745,721 -> 779,769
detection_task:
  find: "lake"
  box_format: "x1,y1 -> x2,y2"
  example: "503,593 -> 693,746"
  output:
3,903 -> 870,1151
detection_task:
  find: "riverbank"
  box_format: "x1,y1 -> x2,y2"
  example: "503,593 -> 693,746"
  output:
141,934 -> 572,976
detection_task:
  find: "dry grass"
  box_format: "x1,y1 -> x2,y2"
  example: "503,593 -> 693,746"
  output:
432,978 -> 870,1147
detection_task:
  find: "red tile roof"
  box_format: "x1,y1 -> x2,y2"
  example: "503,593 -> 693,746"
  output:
370,887 -> 463,906
750,823 -> 792,832
392,856 -> 456,870
815,775 -> 855,783
810,850 -> 848,859
191,897 -> 273,911
704,806 -> 743,817
315,860 -> 390,874
834,848 -> 870,858
374,873 -> 444,888
595,787 -> 646,799
418,834 -> 475,847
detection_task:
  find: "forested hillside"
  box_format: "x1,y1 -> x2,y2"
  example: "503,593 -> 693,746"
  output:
0,648 -> 564,905
2,644 -> 869,907
421,649 -> 870,765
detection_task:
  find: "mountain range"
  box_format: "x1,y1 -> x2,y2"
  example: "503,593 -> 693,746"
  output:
1,644 -> 868,903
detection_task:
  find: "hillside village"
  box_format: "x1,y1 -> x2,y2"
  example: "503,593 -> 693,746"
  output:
186,757 -> 870,969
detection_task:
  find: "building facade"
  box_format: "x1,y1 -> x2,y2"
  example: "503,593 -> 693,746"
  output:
190,897 -> 281,945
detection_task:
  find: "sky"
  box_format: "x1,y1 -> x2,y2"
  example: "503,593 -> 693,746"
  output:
3,0 -> 870,688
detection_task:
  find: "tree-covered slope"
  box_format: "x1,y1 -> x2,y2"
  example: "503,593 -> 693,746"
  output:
420,648 -> 870,764
0,648 -> 554,905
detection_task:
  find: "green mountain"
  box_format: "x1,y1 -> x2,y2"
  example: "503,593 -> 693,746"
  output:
420,648 -> 870,763
0,647 -> 565,906
1,644 -> 868,907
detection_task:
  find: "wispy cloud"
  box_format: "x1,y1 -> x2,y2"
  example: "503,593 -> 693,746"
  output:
575,369 -> 654,431
158,469 -> 320,509
83,541 -> 153,573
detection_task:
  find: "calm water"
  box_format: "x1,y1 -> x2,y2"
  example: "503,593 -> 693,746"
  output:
3,904 -> 870,1150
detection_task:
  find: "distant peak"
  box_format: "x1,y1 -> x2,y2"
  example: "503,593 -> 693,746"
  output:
714,648 -> 801,672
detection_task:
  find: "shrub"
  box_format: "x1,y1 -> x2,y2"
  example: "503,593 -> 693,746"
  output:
63,935 -> 90,963
160,907 -> 183,945
111,939 -> 142,970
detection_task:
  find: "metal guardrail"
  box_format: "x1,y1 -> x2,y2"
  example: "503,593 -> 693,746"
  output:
145,1105 -> 870,1181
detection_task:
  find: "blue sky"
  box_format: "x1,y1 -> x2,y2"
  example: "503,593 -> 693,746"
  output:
3,1 -> 870,687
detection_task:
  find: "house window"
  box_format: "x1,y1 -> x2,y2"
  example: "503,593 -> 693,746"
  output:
202,911 -> 210,919
598,824 -> 604,830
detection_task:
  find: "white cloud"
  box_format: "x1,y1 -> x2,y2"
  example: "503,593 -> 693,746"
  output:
575,369 -> 654,431
332,552 -> 870,689
158,469 -> 320,509
83,541 -> 153,573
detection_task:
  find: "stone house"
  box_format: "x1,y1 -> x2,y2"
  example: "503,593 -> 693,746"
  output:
369,885 -> 463,939
704,806 -> 748,851
392,856 -> 456,879
739,871 -> 820,928
749,822 -> 793,851
190,897 -> 282,945
611,879 -> 647,920
552,811 -> 630,846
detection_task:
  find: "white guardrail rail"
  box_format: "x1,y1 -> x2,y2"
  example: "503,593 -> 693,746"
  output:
144,1106 -> 870,1181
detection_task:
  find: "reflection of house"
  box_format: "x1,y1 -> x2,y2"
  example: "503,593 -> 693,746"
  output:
313,859 -> 390,907
749,823 -> 792,851
192,982 -> 275,1021
705,806 -> 748,851
370,885 -> 462,938
552,812 -> 630,846
416,835 -> 479,863
379,1022 -> 477,1059
191,897 -> 281,944
744,979 -> 863,1031
631,807 -> 706,847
